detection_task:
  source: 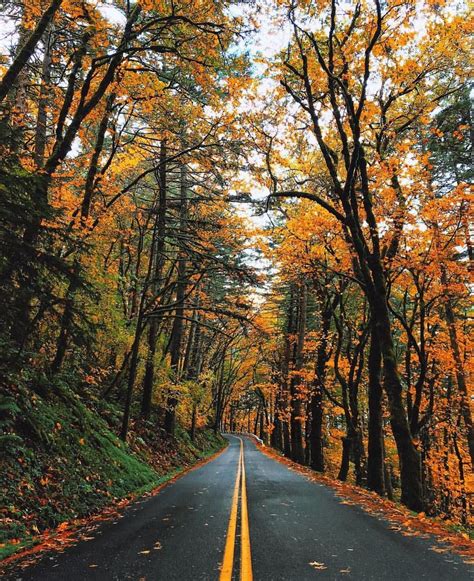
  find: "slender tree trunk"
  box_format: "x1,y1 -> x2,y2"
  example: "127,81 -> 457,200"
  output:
283,422 -> 291,457
141,321 -> 158,419
50,280 -> 77,373
367,322 -> 385,494
164,163 -> 187,434
141,140 -> 167,418
290,284 -> 306,464
190,404 -> 197,441
310,304 -> 331,472
260,411 -> 265,441
338,436 -> 352,481
271,389 -> 283,450
120,312 -> 144,441
34,25 -> 52,169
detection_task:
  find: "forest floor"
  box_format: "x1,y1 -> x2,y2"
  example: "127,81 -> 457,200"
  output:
0,379 -> 226,562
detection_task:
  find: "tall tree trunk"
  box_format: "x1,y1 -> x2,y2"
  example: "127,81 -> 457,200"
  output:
120,311 -> 145,441
271,388 -> 283,450
164,163 -> 188,435
214,353 -> 226,433
190,404 -> 197,441
290,284 -> 306,464
283,422 -> 291,457
34,25 -> 53,169
366,322 -> 385,494
372,287 -> 423,511
309,303 -> 331,472
141,140 -> 167,418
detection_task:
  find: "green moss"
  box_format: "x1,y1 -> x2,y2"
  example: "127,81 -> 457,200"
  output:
0,384 -> 225,557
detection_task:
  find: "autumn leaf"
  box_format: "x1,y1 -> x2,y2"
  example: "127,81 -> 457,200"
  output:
309,561 -> 327,570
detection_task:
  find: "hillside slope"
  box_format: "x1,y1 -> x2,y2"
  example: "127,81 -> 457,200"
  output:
0,380 -> 225,558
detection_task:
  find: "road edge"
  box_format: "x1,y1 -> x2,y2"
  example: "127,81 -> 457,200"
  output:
254,441 -> 473,562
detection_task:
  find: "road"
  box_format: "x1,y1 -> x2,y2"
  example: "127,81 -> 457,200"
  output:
7,436 -> 472,580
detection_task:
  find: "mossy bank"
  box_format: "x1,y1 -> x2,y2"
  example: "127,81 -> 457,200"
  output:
0,380 -> 226,559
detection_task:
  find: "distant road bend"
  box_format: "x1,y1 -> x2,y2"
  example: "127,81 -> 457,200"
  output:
10,436 -> 472,580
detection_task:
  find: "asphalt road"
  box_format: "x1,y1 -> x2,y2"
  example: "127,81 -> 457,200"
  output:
6,436 -> 472,580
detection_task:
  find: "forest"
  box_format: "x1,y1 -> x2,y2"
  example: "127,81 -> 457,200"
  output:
0,0 -> 472,563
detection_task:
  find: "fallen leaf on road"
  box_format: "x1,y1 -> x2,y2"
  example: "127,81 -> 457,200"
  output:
430,546 -> 449,554
309,561 -> 327,570
139,550 -> 151,555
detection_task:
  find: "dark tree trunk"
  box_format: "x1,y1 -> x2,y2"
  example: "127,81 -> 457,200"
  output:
271,391 -> 283,450
141,140 -> 167,419
366,322 -> 385,494
190,404 -> 197,441
290,285 -> 306,464
50,279 -> 77,373
338,436 -> 352,481
373,288 -> 423,511
309,303 -> 331,472
164,163 -> 188,435
283,422 -> 291,457
141,321 -> 158,420
120,312 -> 144,441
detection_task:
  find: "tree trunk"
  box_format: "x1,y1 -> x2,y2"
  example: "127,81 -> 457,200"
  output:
310,304 -> 331,472
164,164 -> 188,435
271,390 -> 283,450
283,422 -> 291,457
34,25 -> 52,168
338,436 -> 352,481
190,404 -> 197,441
373,288 -> 423,511
290,284 -> 306,464
121,312 -> 144,440
366,322 -> 385,494
141,140 -> 167,419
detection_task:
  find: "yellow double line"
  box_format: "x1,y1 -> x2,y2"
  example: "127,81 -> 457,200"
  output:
220,438 -> 253,581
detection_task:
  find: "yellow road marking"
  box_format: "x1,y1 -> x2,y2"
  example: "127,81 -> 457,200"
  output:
219,438 -> 253,581
240,440 -> 253,581
220,441 -> 242,581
